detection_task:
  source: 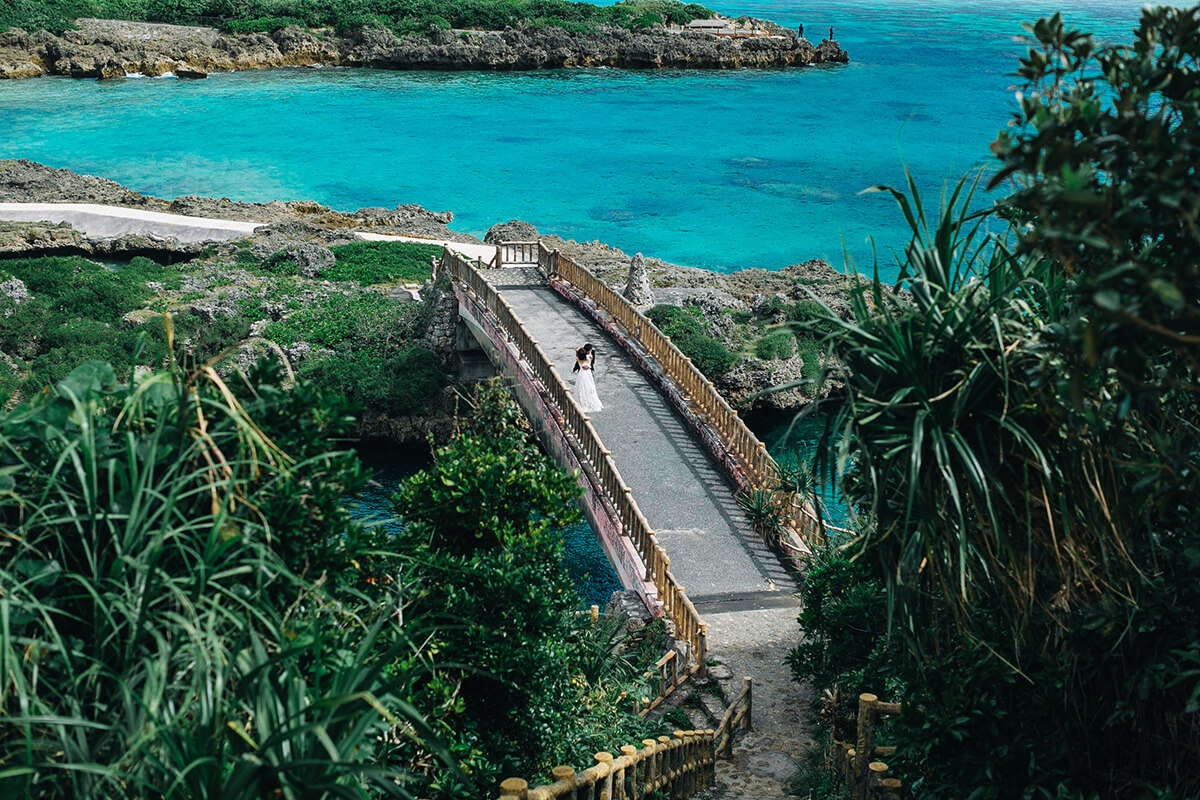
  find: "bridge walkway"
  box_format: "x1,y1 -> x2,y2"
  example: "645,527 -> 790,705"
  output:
481,267 -> 797,610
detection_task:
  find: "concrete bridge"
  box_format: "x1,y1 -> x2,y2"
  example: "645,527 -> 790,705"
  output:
441,242 -> 825,698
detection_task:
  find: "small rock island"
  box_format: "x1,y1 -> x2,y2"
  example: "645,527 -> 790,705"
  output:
0,3 -> 848,80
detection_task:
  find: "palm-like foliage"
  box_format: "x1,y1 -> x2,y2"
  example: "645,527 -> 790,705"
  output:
0,357 -> 447,799
807,172 -> 1119,649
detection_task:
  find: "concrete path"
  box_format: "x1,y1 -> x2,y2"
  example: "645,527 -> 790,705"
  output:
0,202 -> 264,243
355,231 -> 496,263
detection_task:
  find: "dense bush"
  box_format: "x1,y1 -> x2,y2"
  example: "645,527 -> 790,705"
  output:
262,291 -> 395,348
753,328 -> 794,360
0,256 -> 180,398
327,240 -> 440,284
645,303 -> 738,377
0,358 -> 433,798
1,0 -> 714,36
391,380 -> 665,795
796,8 -> 1200,797
300,344 -> 443,414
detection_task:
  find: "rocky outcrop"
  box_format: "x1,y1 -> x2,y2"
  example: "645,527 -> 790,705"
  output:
0,18 -> 848,80
485,219 -> 539,244
623,252 -> 654,306
0,160 -> 467,251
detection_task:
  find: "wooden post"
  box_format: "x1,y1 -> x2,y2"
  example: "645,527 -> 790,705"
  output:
551,766 -> 576,800
499,777 -> 528,799
594,752 -> 614,800
620,745 -> 639,798
642,739 -> 659,792
854,694 -> 879,800
882,777 -> 903,800
868,762 -> 889,799
743,677 -> 754,732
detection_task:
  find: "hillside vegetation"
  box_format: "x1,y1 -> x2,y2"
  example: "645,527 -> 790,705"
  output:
1,0 -> 714,36
0,238 -> 445,416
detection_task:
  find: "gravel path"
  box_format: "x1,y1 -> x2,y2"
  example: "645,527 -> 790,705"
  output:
701,602 -> 815,799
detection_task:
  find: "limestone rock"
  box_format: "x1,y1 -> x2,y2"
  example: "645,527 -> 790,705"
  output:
268,242 -> 335,278
0,276 -> 30,317
0,18 -> 848,81
485,219 -> 539,245
623,252 -> 654,306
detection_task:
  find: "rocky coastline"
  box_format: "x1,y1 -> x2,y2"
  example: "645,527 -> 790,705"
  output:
0,18 -> 847,80
0,160 -> 856,418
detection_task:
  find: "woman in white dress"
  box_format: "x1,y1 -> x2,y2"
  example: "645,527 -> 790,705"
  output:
573,343 -> 603,413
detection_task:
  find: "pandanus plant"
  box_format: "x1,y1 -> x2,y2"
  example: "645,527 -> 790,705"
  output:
0,339 -> 455,799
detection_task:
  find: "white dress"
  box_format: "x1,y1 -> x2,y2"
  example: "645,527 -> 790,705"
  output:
575,355 -> 603,413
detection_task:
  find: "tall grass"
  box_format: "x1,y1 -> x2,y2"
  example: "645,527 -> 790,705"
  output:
0,358 -> 449,799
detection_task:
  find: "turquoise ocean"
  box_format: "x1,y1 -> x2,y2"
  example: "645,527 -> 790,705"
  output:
0,1 -> 1176,590
0,0 -> 1168,277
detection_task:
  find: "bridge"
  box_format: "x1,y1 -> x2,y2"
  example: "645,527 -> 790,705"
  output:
440,241 -> 824,700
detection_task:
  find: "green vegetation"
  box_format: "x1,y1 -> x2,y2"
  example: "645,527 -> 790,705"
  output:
0,369 -> 673,798
0,255 -> 178,399
0,358 -> 426,798
792,8 -> 1200,797
0,0 -> 713,37
753,328 -> 794,360
326,240 -> 440,284
645,303 -> 738,377
0,242 -> 445,416
393,382 -> 664,790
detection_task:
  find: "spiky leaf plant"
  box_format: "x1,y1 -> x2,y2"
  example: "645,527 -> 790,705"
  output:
0,354 -> 452,799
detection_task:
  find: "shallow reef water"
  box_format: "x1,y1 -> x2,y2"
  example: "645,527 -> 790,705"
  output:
0,0 -> 1161,277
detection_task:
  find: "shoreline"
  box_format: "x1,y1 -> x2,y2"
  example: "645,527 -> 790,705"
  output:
0,18 -> 848,80
0,159 -> 859,414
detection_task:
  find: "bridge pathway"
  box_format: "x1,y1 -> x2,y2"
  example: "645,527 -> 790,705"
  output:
483,268 -> 797,608
486,268 -> 809,797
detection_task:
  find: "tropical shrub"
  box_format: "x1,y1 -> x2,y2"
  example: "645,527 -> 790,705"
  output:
0,358 -> 443,799
326,240 -> 441,285
753,328 -> 794,360
645,304 -> 738,377
300,344 -> 443,414
796,8 -> 1200,797
390,380 -> 664,795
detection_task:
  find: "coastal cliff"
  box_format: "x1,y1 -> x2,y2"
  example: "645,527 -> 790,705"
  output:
0,18 -> 848,80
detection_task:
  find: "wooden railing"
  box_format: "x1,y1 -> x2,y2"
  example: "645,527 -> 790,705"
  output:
832,693 -> 904,800
499,678 -> 753,800
439,249 -> 708,688
499,240 -> 540,266
536,244 -> 826,549
498,730 -> 715,800
715,677 -> 753,758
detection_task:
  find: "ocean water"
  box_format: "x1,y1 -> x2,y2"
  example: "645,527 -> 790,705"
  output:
0,0 -> 1166,277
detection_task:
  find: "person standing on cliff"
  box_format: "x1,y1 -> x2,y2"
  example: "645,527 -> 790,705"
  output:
829,26 -> 834,39
798,23 -> 804,38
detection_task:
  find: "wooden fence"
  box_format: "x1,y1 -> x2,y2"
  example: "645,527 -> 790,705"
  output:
438,249 -> 708,690
535,243 -> 826,549
497,679 -> 753,800
831,693 -> 903,800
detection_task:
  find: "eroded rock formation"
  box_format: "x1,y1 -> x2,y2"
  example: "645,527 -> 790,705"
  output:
0,18 -> 849,80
